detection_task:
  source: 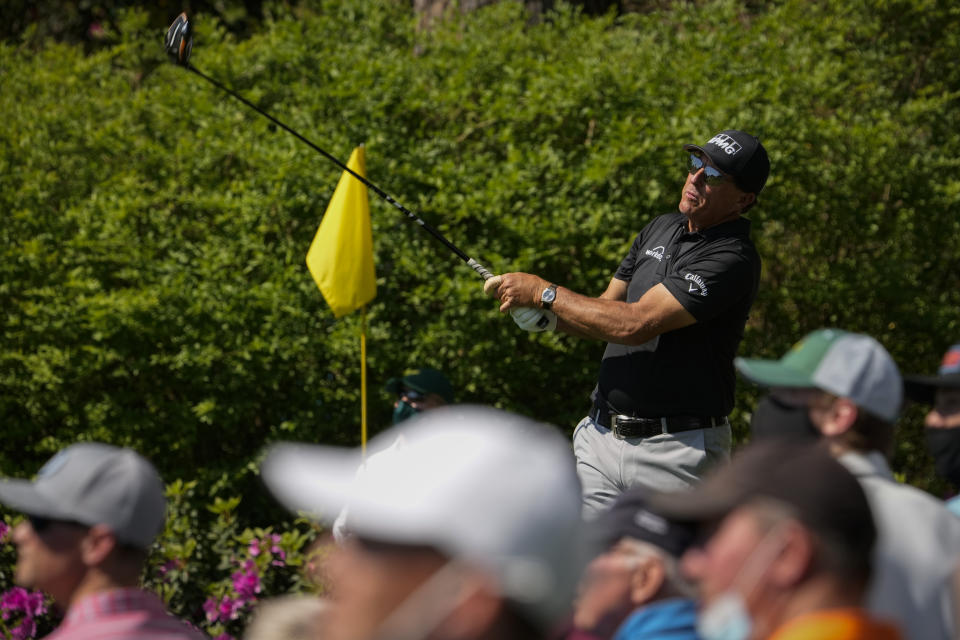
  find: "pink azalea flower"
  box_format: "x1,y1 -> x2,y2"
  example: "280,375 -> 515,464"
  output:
0,587 -> 46,640
11,618 -> 36,640
202,597 -> 219,622
219,596 -> 242,621
231,561 -> 262,602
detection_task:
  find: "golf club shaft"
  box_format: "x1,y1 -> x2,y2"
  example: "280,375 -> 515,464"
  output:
185,64 -> 493,281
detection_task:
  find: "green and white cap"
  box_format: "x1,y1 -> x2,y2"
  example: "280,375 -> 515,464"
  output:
735,329 -> 902,422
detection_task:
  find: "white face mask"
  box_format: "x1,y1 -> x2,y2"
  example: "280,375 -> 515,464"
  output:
696,520 -> 790,640
697,591 -> 753,640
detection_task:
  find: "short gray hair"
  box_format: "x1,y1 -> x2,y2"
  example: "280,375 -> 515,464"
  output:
617,538 -> 696,600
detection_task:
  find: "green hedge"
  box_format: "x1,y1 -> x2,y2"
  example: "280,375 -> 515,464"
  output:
2,0 -> 959,499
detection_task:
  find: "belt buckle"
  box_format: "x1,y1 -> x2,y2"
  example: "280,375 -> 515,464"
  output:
611,414 -> 628,439
612,415 -> 667,439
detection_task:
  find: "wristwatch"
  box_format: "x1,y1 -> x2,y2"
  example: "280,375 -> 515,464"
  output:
540,284 -> 558,310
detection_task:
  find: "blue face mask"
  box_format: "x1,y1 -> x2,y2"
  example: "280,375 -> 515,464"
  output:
392,400 -> 419,424
697,591 -> 752,640
696,520 -> 789,640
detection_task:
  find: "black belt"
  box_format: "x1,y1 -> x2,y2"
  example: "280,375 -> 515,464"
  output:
589,405 -> 726,440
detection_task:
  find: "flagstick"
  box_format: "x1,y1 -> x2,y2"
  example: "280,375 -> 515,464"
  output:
360,305 -> 368,457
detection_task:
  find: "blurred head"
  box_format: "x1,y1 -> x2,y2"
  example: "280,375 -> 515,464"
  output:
736,329 -> 902,455
262,406 -> 585,640
648,440 -> 876,640
384,367 -> 455,423
572,488 -> 696,635
0,443 -> 165,604
679,130 -> 769,227
11,516 -> 90,604
905,343 -> 960,486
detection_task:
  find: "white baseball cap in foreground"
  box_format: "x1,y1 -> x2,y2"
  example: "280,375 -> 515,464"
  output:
261,405 -> 585,631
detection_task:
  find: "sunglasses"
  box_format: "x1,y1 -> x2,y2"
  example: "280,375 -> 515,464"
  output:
28,515 -> 86,534
688,152 -> 730,185
28,515 -> 56,533
399,388 -> 425,401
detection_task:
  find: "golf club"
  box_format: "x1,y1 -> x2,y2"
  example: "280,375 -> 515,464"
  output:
163,12 -> 494,281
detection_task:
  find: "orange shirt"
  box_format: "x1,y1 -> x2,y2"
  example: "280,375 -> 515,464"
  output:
768,609 -> 902,640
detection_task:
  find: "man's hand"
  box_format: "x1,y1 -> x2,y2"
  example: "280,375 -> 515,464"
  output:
483,275 -> 502,298
510,307 -> 557,332
482,272 -> 549,312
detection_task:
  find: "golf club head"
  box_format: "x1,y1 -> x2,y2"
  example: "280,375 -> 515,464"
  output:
164,12 -> 193,66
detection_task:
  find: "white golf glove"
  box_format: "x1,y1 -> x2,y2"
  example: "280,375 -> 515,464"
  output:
510,307 -> 557,332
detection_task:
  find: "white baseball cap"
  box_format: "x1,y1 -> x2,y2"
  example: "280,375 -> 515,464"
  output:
0,442 -> 166,549
261,405 -> 585,630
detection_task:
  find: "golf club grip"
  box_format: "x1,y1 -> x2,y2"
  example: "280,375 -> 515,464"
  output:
467,259 -> 493,281
185,64 -> 492,280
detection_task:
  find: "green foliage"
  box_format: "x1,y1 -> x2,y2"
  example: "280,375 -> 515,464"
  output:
2,0 -> 959,516
146,479 -> 319,638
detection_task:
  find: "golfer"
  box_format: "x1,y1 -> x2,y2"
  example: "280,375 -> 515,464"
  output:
487,130 -> 769,517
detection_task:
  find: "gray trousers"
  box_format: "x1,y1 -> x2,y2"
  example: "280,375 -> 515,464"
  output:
573,415 -> 732,520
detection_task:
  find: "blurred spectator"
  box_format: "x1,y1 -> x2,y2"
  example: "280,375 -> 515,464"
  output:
904,342 -> 960,515
332,365 -> 454,541
737,328 -> 960,640
561,487 -> 699,639
262,405 -> 585,640
648,439 -> 900,640
384,366 -> 454,424
0,442 -> 206,639
244,595 -> 329,640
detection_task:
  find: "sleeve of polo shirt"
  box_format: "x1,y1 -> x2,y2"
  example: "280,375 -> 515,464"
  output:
613,233 -> 644,281
661,244 -> 756,321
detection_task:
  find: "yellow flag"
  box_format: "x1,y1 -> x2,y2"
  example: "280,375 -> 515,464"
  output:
306,146 -> 376,317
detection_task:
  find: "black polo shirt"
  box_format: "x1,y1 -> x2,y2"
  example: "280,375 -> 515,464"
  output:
594,212 -> 760,417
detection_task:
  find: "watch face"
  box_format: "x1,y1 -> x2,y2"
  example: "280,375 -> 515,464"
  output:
542,287 -> 556,303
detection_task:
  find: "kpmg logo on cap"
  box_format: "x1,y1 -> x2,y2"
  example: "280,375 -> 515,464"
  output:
708,133 -> 742,156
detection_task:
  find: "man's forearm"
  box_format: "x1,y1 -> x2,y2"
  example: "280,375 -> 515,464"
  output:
489,272 -> 695,344
548,281 -> 621,339
553,287 -> 661,345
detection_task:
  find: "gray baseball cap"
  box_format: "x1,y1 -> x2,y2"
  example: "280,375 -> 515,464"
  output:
735,328 -> 902,422
0,443 -> 166,549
